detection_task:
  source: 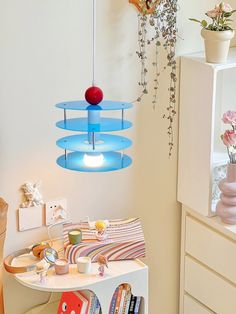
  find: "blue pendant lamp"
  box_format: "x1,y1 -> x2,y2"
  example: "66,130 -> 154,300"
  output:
55,0 -> 133,172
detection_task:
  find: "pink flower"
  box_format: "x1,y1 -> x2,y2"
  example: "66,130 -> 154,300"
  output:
206,8 -> 221,18
221,2 -> 233,12
222,110 -> 236,125
222,130 -> 236,147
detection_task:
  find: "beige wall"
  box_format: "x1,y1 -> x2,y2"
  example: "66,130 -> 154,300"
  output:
1,0 -> 235,313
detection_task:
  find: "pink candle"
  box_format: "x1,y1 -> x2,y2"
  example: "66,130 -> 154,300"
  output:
55,259 -> 69,275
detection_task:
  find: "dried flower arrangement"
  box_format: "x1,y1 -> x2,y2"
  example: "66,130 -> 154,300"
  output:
130,0 -> 178,156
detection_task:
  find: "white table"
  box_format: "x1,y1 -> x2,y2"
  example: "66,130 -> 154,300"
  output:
12,242 -> 148,313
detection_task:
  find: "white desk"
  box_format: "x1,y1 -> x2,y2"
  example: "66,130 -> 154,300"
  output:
12,242 -> 148,313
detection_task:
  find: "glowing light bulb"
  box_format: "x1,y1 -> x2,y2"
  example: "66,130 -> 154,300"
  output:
83,153 -> 104,168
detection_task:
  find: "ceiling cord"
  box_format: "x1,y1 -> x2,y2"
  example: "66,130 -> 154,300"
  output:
92,0 -> 96,86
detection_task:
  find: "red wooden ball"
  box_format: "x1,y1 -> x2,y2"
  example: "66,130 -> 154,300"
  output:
85,86 -> 103,105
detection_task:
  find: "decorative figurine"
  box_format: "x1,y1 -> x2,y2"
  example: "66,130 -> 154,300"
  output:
35,260 -> 50,284
20,181 -> 44,208
95,220 -> 108,241
97,254 -> 108,277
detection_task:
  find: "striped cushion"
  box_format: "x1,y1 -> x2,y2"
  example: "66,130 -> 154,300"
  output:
63,218 -> 146,263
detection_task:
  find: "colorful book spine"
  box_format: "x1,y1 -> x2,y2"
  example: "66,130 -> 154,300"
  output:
114,285 -> 124,314
123,290 -> 132,314
134,296 -> 141,314
128,295 -> 137,314
88,293 -> 96,314
118,288 -> 127,314
95,297 -> 101,314
109,287 -> 119,314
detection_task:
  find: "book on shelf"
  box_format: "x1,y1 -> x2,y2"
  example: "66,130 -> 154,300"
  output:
110,284 -> 133,314
118,286 -> 127,314
82,291 -> 101,314
57,288 -> 142,314
82,290 -> 96,314
94,296 -> 101,314
134,296 -> 142,314
109,287 -> 119,314
122,286 -> 132,314
88,294 -> 96,314
114,284 -> 124,314
128,295 -> 137,314
57,291 -> 89,314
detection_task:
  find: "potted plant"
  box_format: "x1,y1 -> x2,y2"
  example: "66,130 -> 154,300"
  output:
129,0 -> 160,14
216,110 -> 236,224
129,0 -> 178,156
190,2 -> 236,63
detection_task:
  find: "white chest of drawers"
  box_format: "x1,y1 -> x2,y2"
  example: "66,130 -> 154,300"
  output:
180,207 -> 236,314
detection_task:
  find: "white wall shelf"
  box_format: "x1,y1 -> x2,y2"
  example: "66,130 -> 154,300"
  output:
184,47 -> 236,71
178,48 -> 236,217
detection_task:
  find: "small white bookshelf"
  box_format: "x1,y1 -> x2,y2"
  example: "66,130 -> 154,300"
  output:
178,48 -> 236,217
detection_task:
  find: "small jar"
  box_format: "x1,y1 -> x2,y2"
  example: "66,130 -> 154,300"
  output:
54,258 -> 69,275
68,229 -> 82,245
76,256 -> 91,274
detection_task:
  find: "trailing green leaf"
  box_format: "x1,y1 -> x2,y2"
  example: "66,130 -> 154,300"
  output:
189,18 -> 201,23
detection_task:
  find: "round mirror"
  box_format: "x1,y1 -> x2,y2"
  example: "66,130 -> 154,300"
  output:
43,248 -> 58,265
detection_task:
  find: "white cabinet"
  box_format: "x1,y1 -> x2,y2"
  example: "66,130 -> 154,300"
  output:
184,295 -> 215,314
178,49 -> 236,216
179,207 -> 236,314
178,50 -> 236,314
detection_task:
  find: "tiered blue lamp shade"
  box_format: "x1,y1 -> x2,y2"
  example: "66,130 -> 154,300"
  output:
55,100 -> 133,172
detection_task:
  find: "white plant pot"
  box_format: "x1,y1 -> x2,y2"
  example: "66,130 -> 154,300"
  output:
201,28 -> 235,63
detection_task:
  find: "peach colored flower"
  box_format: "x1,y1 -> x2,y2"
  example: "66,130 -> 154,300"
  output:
222,110 -> 236,125
222,130 -> 236,147
206,8 -> 221,18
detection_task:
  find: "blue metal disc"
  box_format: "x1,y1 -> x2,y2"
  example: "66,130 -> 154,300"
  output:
56,118 -> 132,132
56,152 -> 132,172
56,134 -> 132,152
56,100 -> 133,111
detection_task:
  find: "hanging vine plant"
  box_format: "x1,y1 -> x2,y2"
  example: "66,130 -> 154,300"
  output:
130,0 -> 178,156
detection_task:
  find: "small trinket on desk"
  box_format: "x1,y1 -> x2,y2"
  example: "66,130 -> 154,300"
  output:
97,254 -> 108,277
76,256 -> 91,274
54,258 -> 69,275
95,220 -> 108,241
36,260 -> 50,284
68,229 -> 82,245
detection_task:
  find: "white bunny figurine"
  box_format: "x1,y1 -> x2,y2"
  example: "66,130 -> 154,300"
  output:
20,181 -> 44,208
